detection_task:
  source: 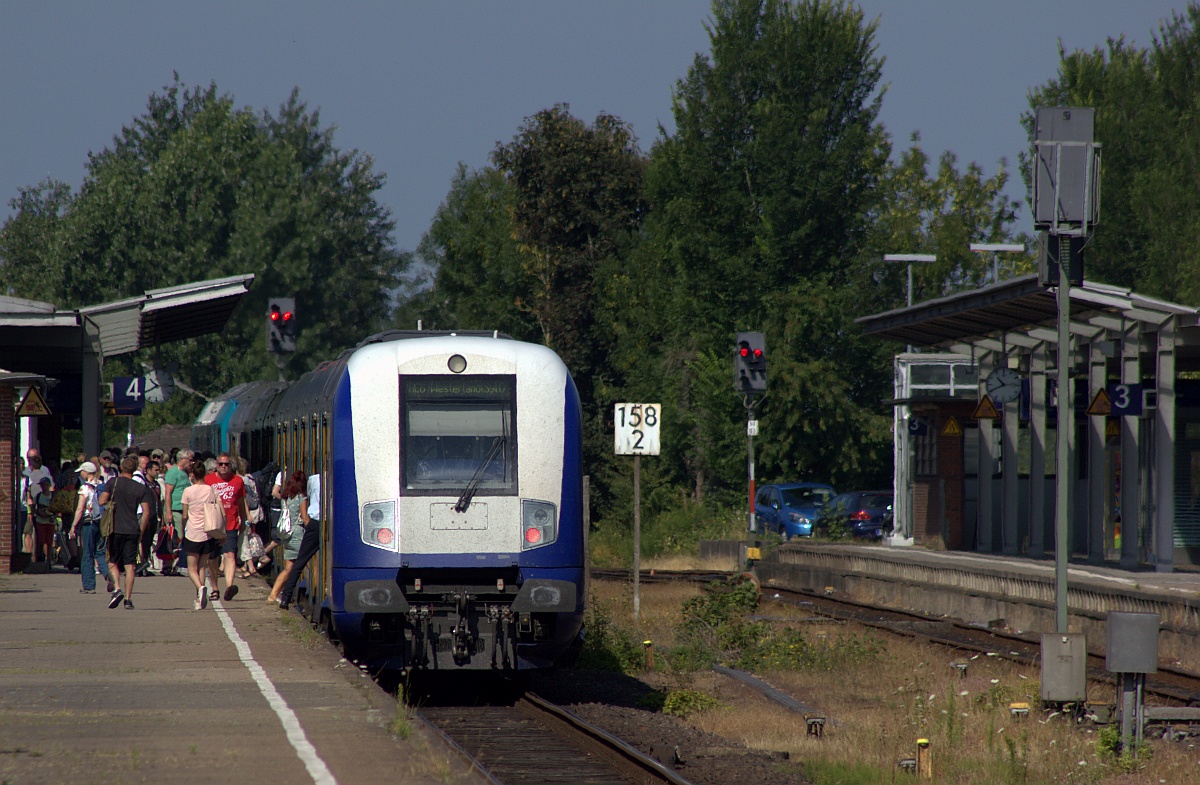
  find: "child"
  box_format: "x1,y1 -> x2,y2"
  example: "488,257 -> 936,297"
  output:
33,477 -> 58,565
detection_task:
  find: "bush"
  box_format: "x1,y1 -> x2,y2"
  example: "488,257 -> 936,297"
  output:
662,689 -> 721,718
665,576 -> 883,674
574,597 -> 647,673
589,498 -> 745,568
672,577 -> 763,669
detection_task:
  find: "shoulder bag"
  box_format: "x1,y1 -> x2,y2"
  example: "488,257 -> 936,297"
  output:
276,499 -> 294,536
100,481 -> 117,538
202,489 -> 227,541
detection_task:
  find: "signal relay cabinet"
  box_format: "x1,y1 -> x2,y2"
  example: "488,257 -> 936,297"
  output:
1041,633 -> 1087,703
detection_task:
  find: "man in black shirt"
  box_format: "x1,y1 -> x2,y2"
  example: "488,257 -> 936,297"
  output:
98,456 -> 155,609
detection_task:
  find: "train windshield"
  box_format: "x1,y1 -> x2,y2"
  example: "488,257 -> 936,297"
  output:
402,375 -> 517,494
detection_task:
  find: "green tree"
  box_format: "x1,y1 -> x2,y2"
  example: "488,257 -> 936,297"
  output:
1022,6 -> 1200,302
856,135 -> 1029,309
629,0 -> 893,498
406,164 -> 539,341
0,77 -> 406,428
491,104 -> 647,407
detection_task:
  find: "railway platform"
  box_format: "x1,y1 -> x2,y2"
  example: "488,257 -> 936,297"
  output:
0,568 -> 479,785
755,541 -> 1200,672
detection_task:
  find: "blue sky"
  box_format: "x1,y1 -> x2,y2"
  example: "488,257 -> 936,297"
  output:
1,2 -> 1185,256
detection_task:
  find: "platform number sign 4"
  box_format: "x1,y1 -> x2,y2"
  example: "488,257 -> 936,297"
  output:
614,403 -> 661,456
112,376 -> 147,414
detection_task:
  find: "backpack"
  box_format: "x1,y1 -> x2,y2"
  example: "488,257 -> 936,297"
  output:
244,473 -> 261,511
49,487 -> 80,516
252,462 -> 279,510
85,482 -> 105,521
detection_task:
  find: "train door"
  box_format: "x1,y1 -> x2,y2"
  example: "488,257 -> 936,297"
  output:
319,413 -> 330,620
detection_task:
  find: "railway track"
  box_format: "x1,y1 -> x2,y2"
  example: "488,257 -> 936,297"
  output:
417,692 -> 695,785
590,567 -> 1200,708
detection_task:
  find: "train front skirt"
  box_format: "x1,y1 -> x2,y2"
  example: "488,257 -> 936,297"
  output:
335,568 -> 583,670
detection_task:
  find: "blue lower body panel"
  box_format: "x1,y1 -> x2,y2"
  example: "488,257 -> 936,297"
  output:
330,565 -> 584,670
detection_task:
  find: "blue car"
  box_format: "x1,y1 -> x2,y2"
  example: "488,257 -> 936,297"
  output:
755,483 -> 836,539
816,491 -> 894,540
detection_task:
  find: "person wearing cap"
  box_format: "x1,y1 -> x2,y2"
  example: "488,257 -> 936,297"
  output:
69,461 -> 115,594
97,451 -> 118,483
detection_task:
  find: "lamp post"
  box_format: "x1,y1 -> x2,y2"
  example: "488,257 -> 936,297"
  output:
883,254 -> 935,547
970,243 -> 1026,284
883,254 -> 938,310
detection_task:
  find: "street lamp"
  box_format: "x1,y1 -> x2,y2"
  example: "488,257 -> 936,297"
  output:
883,254 -> 937,309
970,243 -> 1026,284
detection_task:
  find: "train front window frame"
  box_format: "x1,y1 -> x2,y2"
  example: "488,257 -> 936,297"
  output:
401,374 -> 518,496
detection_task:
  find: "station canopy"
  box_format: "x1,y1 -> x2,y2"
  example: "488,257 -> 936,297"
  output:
856,273 -> 1200,365
0,274 -> 254,377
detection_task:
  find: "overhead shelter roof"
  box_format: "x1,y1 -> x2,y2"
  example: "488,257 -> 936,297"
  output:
0,274 -> 254,378
856,273 -> 1200,356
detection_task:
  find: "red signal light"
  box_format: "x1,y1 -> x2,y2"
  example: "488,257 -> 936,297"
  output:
525,527 -> 542,544
753,348 -> 763,359
269,310 -> 281,322
282,311 -> 293,322
739,347 -> 750,358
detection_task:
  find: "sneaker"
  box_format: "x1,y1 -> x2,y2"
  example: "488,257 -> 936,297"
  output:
79,589 -> 96,594
108,590 -> 124,609
279,601 -> 289,611
224,585 -> 239,602
193,598 -> 202,611
123,599 -> 134,610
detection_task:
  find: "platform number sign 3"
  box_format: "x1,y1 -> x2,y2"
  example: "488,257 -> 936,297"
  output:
614,403 -> 661,456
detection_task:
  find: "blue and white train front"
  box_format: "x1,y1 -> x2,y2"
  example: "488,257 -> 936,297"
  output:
328,336 -> 585,669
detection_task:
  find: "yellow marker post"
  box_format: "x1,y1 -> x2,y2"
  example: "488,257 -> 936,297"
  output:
916,738 -> 932,779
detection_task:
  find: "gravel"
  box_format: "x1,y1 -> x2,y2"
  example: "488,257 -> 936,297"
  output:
529,669 -> 812,785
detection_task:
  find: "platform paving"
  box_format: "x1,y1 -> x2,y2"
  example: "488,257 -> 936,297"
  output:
0,567 -> 480,785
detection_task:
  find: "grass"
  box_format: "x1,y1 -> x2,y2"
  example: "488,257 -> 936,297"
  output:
277,609 -> 326,649
582,574 -> 1200,785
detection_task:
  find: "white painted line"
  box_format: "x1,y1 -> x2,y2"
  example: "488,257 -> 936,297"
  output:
213,600 -> 339,785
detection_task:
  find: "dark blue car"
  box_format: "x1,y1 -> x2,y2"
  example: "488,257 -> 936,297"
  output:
754,482 -> 836,539
817,490 -> 894,540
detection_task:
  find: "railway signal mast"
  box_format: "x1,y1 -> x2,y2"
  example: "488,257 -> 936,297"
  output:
735,332 -> 767,565
1033,106 -> 1102,725
266,297 -> 297,379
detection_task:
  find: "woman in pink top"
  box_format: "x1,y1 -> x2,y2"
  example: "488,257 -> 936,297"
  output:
180,461 -> 220,610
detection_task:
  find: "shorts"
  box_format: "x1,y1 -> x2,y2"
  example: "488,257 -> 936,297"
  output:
221,530 -> 239,555
183,538 -> 220,557
107,533 -> 140,568
35,522 -> 57,545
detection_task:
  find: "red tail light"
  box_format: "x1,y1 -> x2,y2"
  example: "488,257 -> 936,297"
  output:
851,510 -> 871,521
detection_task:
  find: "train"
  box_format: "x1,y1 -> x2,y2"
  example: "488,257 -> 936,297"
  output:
192,330 -> 586,670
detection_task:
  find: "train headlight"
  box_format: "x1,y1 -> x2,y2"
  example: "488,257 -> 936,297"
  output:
521,499 -> 557,550
361,500 -> 398,552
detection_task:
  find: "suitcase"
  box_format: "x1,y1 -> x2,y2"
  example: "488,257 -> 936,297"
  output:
55,531 -> 80,571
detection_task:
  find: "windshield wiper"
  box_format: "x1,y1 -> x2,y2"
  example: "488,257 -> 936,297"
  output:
454,436 -> 506,513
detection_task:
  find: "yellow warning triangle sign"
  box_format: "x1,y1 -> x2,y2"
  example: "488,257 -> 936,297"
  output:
1088,388 -> 1112,416
1105,419 -> 1120,438
15,386 -> 52,417
973,394 -> 1001,420
940,416 -> 963,436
